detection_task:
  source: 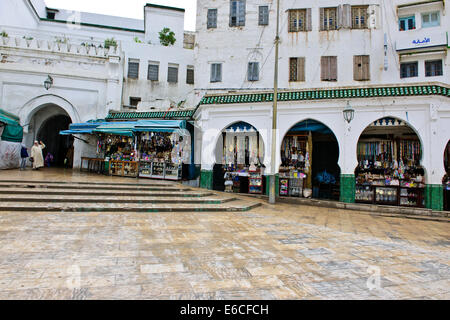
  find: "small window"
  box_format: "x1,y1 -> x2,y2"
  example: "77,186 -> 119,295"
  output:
400,62 -> 418,78
148,63 -> 159,81
168,65 -> 179,83
46,12 -> 56,20
186,67 -> 194,84
399,16 -> 415,31
320,7 -> 337,31
321,56 -> 337,81
353,55 -> 370,81
129,97 -> 141,107
289,57 -> 305,82
351,6 -> 368,29
211,63 -> 222,82
230,0 -> 246,27
425,60 -> 443,77
248,62 -> 259,81
422,11 -> 440,28
128,60 -> 139,79
207,9 -> 218,29
288,9 -> 308,32
259,6 -> 269,26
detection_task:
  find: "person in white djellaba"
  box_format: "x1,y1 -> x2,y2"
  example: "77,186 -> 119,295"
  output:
30,141 -> 45,170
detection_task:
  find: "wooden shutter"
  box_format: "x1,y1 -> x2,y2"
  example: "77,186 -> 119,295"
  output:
321,57 -> 328,80
339,4 -> 351,29
353,55 -> 362,80
289,58 -> 298,81
298,57 -> 305,81
128,61 -> 139,79
168,66 -> 178,83
229,1 -> 236,26
306,8 -> 312,31
362,55 -> 370,80
148,64 -> 159,81
320,8 -> 325,31
186,68 -> 194,84
207,9 -> 217,29
330,56 -> 337,81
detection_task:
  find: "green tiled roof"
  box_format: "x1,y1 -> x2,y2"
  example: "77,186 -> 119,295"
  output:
105,109 -> 195,121
199,85 -> 450,105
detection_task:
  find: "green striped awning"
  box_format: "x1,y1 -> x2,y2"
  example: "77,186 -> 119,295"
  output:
106,109 -> 195,121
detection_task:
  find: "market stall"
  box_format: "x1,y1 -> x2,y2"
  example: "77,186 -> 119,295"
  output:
215,122 -> 265,194
279,119 -> 340,200
355,118 -> 425,208
0,108 -> 23,170
444,141 -> 450,211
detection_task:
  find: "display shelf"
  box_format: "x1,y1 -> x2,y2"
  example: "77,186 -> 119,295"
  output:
355,184 -> 424,208
248,171 -> 263,194
109,160 -> 138,177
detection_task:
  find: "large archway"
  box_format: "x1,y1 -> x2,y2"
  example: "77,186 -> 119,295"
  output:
212,121 -> 265,193
355,117 -> 425,207
279,119 -> 340,200
31,105 -> 73,168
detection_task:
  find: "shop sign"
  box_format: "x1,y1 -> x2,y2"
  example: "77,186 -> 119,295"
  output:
396,31 -> 447,51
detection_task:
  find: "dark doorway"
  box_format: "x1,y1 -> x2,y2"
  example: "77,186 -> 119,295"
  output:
37,115 -> 73,167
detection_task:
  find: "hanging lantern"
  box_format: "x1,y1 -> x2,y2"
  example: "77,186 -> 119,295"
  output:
343,101 -> 355,124
44,75 -> 53,90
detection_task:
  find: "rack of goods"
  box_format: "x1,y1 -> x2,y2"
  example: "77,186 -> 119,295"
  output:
248,170 -> 263,194
109,160 -> 138,177
151,162 -> 165,179
164,163 -> 182,180
138,161 -> 153,178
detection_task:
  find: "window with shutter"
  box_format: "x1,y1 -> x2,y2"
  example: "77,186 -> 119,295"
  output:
321,56 -> 337,81
207,9 -> 218,29
230,0 -> 245,27
320,7 -> 337,31
425,60 -> 443,77
422,11 -> 440,28
352,6 -> 369,29
354,55 -> 370,81
400,62 -> 418,78
211,63 -> 222,82
259,6 -> 269,26
289,57 -> 305,82
168,65 -> 179,83
248,62 -> 259,81
186,67 -> 194,84
128,60 -> 139,79
148,63 -> 159,81
399,16 -> 415,31
288,9 -> 307,32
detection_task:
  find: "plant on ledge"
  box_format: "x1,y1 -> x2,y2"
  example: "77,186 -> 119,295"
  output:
1,31 -> 8,37
159,27 -> 176,46
134,37 -> 143,43
104,38 -> 117,49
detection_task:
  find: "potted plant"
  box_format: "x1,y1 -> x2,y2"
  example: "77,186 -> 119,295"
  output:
23,36 -> 33,47
134,37 -> 143,44
104,38 -> 117,49
1,31 -> 9,45
159,27 -> 176,46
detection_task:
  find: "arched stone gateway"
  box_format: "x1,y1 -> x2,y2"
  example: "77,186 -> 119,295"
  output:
279,119 -> 340,200
354,117 -> 426,208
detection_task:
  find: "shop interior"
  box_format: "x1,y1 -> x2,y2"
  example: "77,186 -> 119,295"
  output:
355,117 -> 425,208
444,141 -> 450,211
279,119 -> 340,200
213,122 -> 265,194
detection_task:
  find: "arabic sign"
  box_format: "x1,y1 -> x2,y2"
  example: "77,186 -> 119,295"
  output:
396,31 -> 446,51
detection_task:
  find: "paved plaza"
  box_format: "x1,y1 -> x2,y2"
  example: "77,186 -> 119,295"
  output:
0,169 -> 448,300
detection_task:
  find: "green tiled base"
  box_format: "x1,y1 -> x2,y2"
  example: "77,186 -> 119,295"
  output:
200,170 -> 213,190
340,174 -> 355,203
425,184 -> 443,211
265,175 -> 279,197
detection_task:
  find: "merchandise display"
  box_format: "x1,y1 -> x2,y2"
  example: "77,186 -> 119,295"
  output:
97,134 -> 139,177
355,138 -> 425,207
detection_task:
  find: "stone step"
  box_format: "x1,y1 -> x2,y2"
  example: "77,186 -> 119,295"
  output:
0,200 -> 262,213
0,182 -> 188,192
0,188 -> 213,197
0,179 -> 171,187
0,194 -> 236,204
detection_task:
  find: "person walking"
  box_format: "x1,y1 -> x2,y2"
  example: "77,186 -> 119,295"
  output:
20,144 -> 29,170
30,141 -> 45,170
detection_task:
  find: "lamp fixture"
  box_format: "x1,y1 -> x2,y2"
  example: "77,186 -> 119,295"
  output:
343,101 -> 355,124
44,75 -> 53,90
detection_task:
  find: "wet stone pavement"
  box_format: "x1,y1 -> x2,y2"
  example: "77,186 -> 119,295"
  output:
0,168 -> 449,300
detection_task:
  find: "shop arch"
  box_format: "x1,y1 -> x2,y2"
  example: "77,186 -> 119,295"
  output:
212,121 -> 266,192
279,119 -> 340,200
443,140 -> 450,211
354,117 -> 425,207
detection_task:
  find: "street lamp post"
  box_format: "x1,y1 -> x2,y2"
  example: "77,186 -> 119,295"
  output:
269,0 -> 280,204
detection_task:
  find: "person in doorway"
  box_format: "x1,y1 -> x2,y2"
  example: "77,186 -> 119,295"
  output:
30,141 -> 45,170
20,144 -> 29,170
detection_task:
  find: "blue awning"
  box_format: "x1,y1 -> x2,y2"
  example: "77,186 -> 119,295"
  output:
133,120 -> 186,132
60,121 -> 107,135
225,121 -> 257,133
93,122 -> 138,137
288,119 -> 332,135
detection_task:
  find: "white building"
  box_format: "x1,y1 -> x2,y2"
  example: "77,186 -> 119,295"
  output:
193,0 -> 449,211
0,0 -> 195,168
